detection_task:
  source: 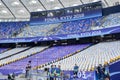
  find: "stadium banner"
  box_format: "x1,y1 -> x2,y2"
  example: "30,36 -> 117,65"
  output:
33,71 -> 95,80
0,26 -> 120,43
109,60 -> 120,80
64,71 -> 95,80
30,9 -> 102,25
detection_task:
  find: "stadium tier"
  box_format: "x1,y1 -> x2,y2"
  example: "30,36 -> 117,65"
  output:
15,23 -> 61,38
0,22 -> 28,39
13,17 -> 102,38
0,46 -> 48,66
54,17 -> 101,35
0,41 -> 119,78
0,47 -> 30,59
0,12 -> 120,39
101,12 -> 120,28
0,44 -> 89,75
42,41 -> 120,71
14,12 -> 120,38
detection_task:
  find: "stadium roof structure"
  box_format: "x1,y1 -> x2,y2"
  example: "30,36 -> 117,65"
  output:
0,0 -> 119,21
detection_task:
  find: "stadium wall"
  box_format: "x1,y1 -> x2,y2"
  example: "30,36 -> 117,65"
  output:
110,60 -> 120,80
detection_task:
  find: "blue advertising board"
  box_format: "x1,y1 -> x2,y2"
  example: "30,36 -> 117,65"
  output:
38,71 -> 95,80
110,60 -> 120,80
0,26 -> 119,43
64,71 -> 95,80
